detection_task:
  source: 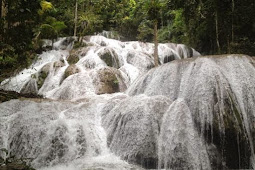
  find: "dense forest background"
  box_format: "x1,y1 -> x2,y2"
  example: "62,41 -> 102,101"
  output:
0,0 -> 255,79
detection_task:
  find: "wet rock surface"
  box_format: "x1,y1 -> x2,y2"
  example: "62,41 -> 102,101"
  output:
0,90 -> 42,103
91,67 -> 127,95
1,36 -> 254,170
64,64 -> 80,79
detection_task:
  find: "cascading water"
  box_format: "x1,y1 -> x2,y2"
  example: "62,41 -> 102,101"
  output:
158,99 -> 211,169
0,35 -> 255,169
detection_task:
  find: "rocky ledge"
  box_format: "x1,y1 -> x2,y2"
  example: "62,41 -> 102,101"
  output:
0,90 -> 42,103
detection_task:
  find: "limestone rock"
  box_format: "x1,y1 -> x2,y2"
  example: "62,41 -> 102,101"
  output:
67,53 -> 79,65
98,48 -> 122,68
91,67 -> 127,95
126,51 -> 154,72
37,63 -> 51,89
64,65 -> 80,79
101,95 -> 172,169
53,60 -> 65,68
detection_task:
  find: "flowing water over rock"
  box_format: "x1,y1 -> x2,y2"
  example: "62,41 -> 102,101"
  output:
0,36 -> 255,169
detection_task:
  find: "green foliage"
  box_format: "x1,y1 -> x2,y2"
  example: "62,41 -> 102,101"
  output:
52,21 -> 67,33
167,0 -> 255,54
158,9 -> 187,43
39,24 -> 57,40
144,0 -> 162,21
0,44 -> 18,68
0,0 -> 254,79
40,1 -> 53,12
137,20 -> 153,41
78,10 -> 103,36
38,0 -> 53,15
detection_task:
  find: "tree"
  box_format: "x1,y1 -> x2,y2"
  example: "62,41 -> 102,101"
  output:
74,0 -> 78,37
35,1 -> 67,49
145,0 -> 162,67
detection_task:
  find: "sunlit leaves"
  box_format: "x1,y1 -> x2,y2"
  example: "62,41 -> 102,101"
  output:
38,1 -> 53,15
40,1 -> 53,11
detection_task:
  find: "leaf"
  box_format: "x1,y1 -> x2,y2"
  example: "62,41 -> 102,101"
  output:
40,1 -> 53,12
51,21 -> 67,32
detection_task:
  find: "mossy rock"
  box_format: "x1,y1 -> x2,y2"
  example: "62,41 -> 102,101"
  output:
20,78 -> 38,95
0,90 -> 42,103
64,64 -> 80,79
53,60 -> 65,68
73,40 -> 90,49
204,92 -> 252,169
36,63 -> 51,89
67,53 -> 79,65
61,37 -> 75,46
98,48 -> 120,68
126,51 -> 154,70
73,39 -> 95,49
92,67 -> 126,95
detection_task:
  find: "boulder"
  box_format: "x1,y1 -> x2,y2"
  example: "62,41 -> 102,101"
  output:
126,51 -> 154,72
101,95 -> 172,169
98,48 -> 121,68
163,54 -> 176,64
176,44 -> 193,59
37,63 -> 51,89
64,65 -> 80,79
53,60 -> 65,68
91,67 -> 127,95
67,53 -> 79,65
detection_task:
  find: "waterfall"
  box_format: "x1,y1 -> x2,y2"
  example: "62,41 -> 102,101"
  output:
158,99 -> 211,169
0,35 -> 254,169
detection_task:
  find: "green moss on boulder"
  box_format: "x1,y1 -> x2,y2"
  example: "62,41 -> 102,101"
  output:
67,53 -> 79,65
92,67 -> 127,95
98,48 -> 121,68
0,90 -> 42,103
64,64 -> 80,79
34,63 -> 51,90
53,60 -> 65,68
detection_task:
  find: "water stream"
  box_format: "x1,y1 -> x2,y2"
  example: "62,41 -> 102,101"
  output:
0,36 -> 254,169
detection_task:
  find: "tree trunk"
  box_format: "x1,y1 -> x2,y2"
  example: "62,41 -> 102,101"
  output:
154,20 -> 159,67
0,0 -> 2,18
231,0 -> 235,42
1,0 -> 7,42
74,0 -> 78,37
1,0 -> 6,18
215,10 -> 221,54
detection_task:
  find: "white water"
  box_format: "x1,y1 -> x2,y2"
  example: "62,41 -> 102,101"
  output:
0,35 -> 199,100
0,36 -> 255,169
158,99 -> 210,169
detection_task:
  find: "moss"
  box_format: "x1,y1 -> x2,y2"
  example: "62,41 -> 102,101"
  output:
73,41 -> 87,49
67,53 -> 79,65
207,91 -> 252,169
98,49 -> 120,68
53,60 -> 65,68
101,51 -> 113,67
36,63 -> 51,89
94,68 -> 120,94
63,64 -> 80,80
37,71 -> 48,89
0,90 -> 42,103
